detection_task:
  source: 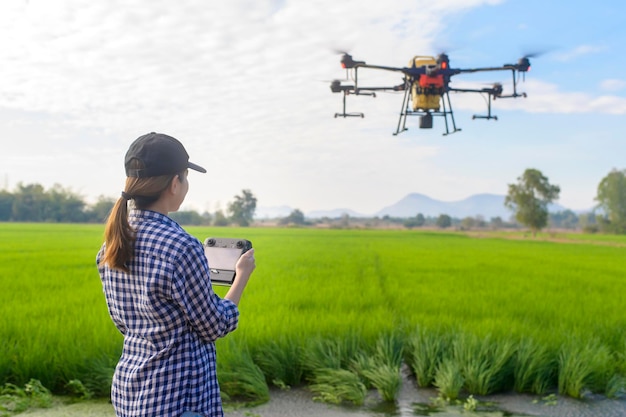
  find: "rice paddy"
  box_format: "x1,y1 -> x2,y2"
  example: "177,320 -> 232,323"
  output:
1,223 -> 625,408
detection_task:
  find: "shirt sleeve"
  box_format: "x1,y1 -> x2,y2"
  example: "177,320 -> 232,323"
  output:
96,244 -> 128,335
173,239 -> 239,343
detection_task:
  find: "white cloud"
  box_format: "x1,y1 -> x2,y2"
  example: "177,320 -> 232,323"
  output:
552,44 -> 607,62
517,80 -> 626,114
600,79 -> 626,92
448,79 -> 626,115
0,0 -> 507,138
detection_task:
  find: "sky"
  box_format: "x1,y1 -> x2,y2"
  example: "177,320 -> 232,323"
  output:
1,0 -> 626,216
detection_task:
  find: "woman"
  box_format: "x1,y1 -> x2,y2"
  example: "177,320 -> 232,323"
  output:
97,132 -> 255,417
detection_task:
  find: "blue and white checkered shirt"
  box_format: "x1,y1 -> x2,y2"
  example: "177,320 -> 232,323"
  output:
97,209 -> 239,417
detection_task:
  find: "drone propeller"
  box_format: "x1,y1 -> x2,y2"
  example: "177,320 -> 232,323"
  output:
489,82 -> 503,96
480,81 -> 503,88
523,52 -> 541,59
476,82 -> 504,96
329,79 -> 355,93
520,46 -> 552,59
339,52 -> 365,69
518,47 -> 551,70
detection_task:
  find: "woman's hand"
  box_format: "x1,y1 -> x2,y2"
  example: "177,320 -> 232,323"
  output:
235,248 -> 256,280
226,249 -> 255,305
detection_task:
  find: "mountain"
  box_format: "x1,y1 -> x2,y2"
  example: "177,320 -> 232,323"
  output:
255,193 -> 575,220
375,193 -> 512,219
254,205 -> 293,219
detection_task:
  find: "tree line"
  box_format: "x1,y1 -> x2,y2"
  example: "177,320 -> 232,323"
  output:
0,184 -> 108,223
1,167 -> 625,234
277,209 -> 586,232
0,184 -> 258,227
275,167 -> 626,235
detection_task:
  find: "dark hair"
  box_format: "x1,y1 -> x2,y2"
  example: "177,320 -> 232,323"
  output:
99,159 -> 183,272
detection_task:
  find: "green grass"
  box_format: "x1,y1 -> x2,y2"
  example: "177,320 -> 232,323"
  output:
513,338 -> 556,394
0,224 -> 121,394
405,326 -> 453,389
1,224 -> 625,404
452,333 -> 515,395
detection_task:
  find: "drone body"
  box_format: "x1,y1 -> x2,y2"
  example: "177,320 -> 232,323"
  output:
330,52 -> 532,135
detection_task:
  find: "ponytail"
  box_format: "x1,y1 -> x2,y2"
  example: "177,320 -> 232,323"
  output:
99,163 -> 183,272
100,193 -> 135,273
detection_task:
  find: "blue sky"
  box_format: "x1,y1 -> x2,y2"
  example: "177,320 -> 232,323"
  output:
1,0 -> 625,216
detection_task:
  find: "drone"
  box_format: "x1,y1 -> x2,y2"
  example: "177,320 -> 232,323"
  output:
330,52 -> 533,135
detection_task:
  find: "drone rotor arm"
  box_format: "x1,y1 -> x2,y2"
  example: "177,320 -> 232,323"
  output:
356,63 -> 407,73
355,85 -> 406,93
456,66 -> 516,74
449,87 -> 488,94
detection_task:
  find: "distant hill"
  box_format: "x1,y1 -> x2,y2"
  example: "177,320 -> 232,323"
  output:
376,193 -> 513,219
255,193 -> 572,220
254,205 -> 293,219
306,208 -> 367,219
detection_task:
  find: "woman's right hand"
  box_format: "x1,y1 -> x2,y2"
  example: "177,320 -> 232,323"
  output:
235,248 -> 256,281
226,249 -> 256,304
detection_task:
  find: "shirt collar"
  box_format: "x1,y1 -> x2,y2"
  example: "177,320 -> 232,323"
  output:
128,209 -> 180,229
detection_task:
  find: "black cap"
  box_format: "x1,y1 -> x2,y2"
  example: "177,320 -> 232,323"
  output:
124,132 -> 207,178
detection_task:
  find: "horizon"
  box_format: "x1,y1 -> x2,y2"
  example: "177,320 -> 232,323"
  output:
257,191 -> 589,219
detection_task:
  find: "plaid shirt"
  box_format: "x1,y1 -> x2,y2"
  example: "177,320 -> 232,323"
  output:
97,209 -> 239,417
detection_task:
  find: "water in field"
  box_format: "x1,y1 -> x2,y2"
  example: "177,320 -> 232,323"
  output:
225,385 -> 626,417
17,388 -> 626,417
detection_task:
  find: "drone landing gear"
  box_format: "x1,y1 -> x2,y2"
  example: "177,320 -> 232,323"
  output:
393,89 -> 461,136
440,92 -> 461,136
472,92 -> 498,121
334,90 -> 364,118
393,82 -> 412,136
335,113 -> 364,118
473,114 -> 497,120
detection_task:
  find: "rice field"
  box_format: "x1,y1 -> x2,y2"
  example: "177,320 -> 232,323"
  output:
1,223 -> 625,407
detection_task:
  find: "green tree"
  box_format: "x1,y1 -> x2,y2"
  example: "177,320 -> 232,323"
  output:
505,168 -> 560,236
12,183 -> 47,221
436,214 -> 451,228
86,196 -> 115,223
460,216 -> 476,230
170,210 -> 207,225
200,211 -> 213,225
474,215 -> 487,228
213,209 -> 229,226
579,212 -> 599,234
550,210 -> 579,230
44,184 -> 86,222
404,212 -> 426,229
595,168 -> 626,234
227,189 -> 257,226
0,190 -> 14,221
490,216 -> 504,230
280,209 -> 306,226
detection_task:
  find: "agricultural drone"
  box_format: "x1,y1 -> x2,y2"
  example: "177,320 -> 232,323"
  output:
330,51 -> 534,135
